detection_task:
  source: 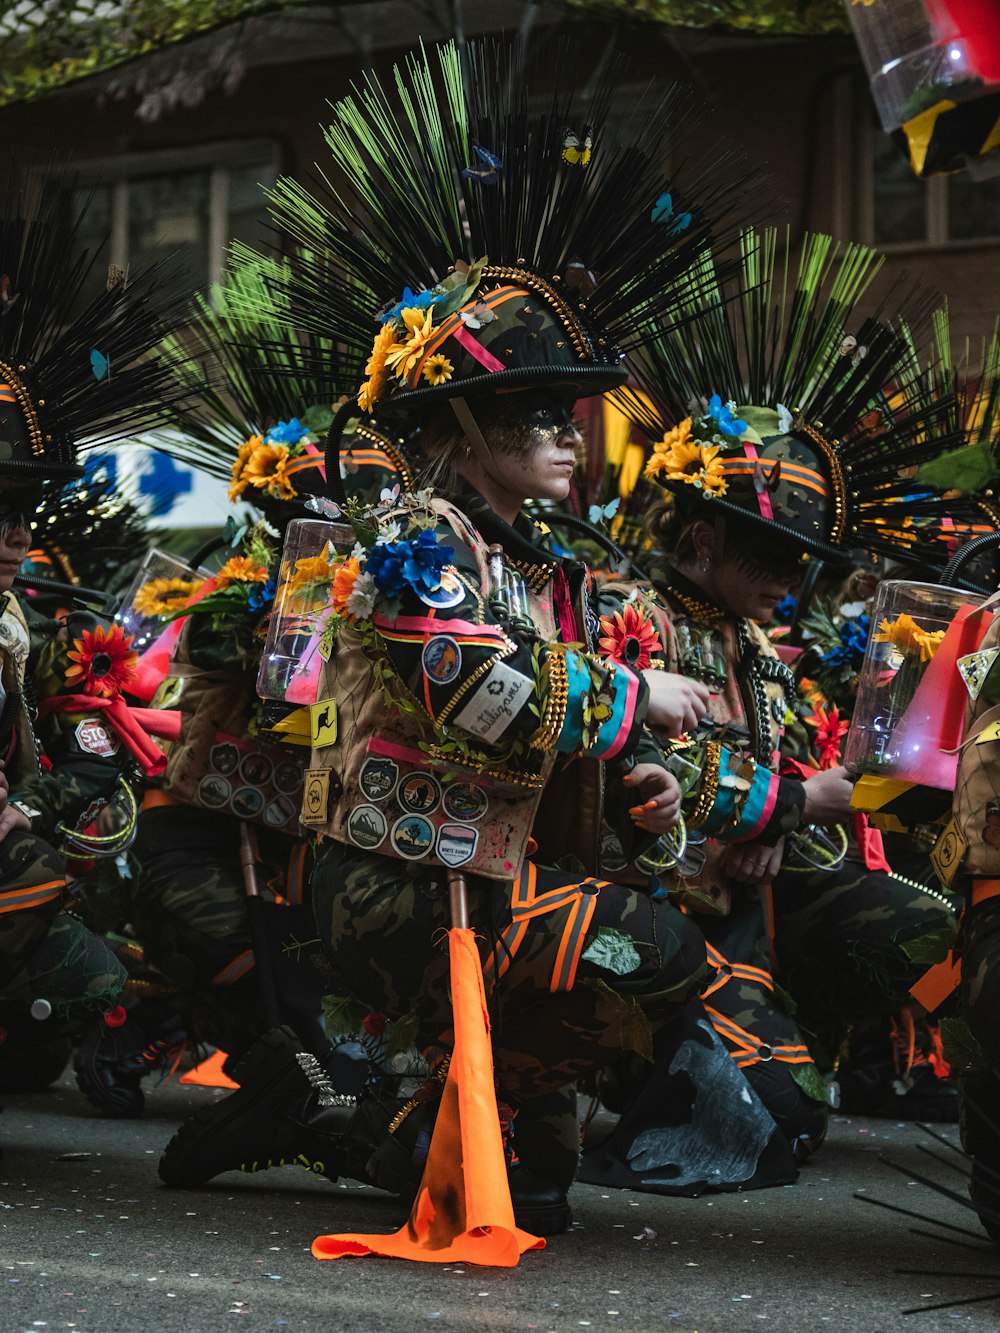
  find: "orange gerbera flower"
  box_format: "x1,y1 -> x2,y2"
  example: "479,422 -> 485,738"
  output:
65,624 -> 139,698
597,604 -> 662,670
331,556 -> 362,614
804,702 -> 850,770
215,556 -> 268,588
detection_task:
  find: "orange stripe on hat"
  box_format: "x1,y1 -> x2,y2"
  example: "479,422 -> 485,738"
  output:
721,457 -> 829,499
408,287 -> 528,386
0,382 -> 16,404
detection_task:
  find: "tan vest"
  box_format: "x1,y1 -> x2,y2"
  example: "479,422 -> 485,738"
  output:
305,498 -> 596,881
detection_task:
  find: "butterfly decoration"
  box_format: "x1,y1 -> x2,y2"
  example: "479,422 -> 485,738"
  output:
588,497 -> 620,526
564,260 -> 598,298
379,484 -> 401,506
753,459 -> 781,494
650,193 -> 692,233
222,515 -> 250,548
341,453 -> 360,476
840,334 -> 868,366
304,496 -> 343,520
561,129 -> 592,167
106,263 -> 128,292
459,302 -> 496,330
0,274 -> 20,315
90,349 -> 111,382
776,403 -> 794,434
461,143 -> 503,185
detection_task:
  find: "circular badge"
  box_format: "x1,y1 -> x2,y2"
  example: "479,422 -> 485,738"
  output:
231,786 -> 265,819
397,773 -> 441,815
359,757 -> 400,802
417,567 -> 465,610
600,833 -> 629,873
442,782 -> 489,823
262,795 -> 297,828
240,752 -> 274,787
347,804 -> 388,850
391,814 -> 434,860
421,635 -> 462,686
209,742 -> 240,777
198,774 -> 231,808
274,760 -> 304,795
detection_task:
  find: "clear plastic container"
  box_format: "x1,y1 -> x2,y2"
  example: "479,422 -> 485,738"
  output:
843,579 -> 985,786
845,0 -> 1000,133
256,518 -> 354,704
114,549 -> 206,652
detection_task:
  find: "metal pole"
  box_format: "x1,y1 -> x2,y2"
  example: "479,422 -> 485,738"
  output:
448,870 -> 470,930
239,821 -> 282,1031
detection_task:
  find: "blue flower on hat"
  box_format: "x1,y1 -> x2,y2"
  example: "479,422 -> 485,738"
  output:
265,418 -> 310,446
367,529 -> 455,598
379,287 -> 443,325
707,394 -> 748,439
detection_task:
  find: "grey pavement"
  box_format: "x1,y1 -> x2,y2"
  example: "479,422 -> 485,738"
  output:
1,1072 -> 999,1333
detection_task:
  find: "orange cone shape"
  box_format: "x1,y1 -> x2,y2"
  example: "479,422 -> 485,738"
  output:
312,927 -> 545,1267
179,1049 -> 239,1090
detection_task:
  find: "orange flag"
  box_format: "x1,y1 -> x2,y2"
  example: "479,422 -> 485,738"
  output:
179,1049 -> 239,1090
313,928 -> 545,1267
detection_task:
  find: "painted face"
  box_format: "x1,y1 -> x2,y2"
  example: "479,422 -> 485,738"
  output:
478,391 -> 582,503
0,503 -> 32,593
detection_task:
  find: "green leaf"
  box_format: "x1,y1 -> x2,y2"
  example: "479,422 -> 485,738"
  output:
939,1016 -> 985,1071
581,977 -> 653,1061
790,1061 -> 830,1105
916,440 -> 998,495
302,403 -> 335,433
386,1009 -> 421,1060
321,992 -> 368,1042
900,923 -> 958,966
581,926 -> 642,976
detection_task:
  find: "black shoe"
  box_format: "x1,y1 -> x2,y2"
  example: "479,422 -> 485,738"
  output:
509,1164 -> 572,1235
839,1016 -> 957,1123
74,999 -> 192,1118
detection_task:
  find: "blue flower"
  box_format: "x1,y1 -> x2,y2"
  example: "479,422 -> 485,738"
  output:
774,595 -> 797,622
265,418 -> 309,446
820,615 -> 870,670
248,578 -> 277,612
707,393 -> 748,439
367,530 -> 456,598
378,287 -> 442,325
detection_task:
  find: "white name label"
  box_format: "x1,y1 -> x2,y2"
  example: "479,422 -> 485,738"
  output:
453,661 -> 534,744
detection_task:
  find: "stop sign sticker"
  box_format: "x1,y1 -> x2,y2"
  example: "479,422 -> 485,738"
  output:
75,718 -> 121,758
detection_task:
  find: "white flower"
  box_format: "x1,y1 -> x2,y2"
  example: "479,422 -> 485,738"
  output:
376,519 -> 402,544
346,571 -> 378,620
351,541 -> 367,562
839,600 -> 866,619
259,518 -> 281,538
776,403 -> 793,434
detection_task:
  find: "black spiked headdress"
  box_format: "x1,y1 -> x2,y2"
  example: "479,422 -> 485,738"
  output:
243,37 -> 759,421
0,158 -> 190,489
621,228 -> 979,565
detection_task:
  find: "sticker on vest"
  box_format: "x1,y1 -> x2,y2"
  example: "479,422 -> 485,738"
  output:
347,802 -> 388,849
74,718 -> 121,758
239,752 -> 273,787
75,795 -> 111,828
232,787 -> 265,820
210,742 -> 240,776
422,635 -> 462,686
452,661 -> 534,743
311,698 -> 338,748
198,774 -> 232,808
436,822 -> 479,868
442,782 -> 489,822
390,814 -> 434,859
398,773 -> 441,815
417,567 -> 465,610
274,759 -> 305,795
359,757 -> 399,802
600,833 -> 629,873
263,795 -> 298,828
301,769 -> 332,826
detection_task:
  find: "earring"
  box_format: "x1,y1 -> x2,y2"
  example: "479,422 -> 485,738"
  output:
699,556 -> 710,573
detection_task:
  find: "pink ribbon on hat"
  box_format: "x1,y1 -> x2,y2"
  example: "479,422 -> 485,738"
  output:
742,442 -> 774,522
451,323 -> 507,374
302,441 -> 327,481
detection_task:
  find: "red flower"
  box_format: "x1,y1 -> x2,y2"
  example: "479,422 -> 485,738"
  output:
65,624 -> 139,698
598,604 -> 661,671
362,1012 -> 388,1039
804,703 -> 850,770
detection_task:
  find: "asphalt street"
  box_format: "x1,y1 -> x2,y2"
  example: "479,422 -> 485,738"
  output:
2,1073 -> 999,1333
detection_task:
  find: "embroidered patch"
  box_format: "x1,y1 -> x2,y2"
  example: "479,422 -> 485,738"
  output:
198,774 -> 231,808
453,661 -> 534,743
274,760 -> 305,795
74,718 -> 121,758
436,822 -> 479,867
347,802 -> 388,849
390,814 -> 434,859
239,752 -> 273,786
959,647 -> 1000,700
442,782 -> 489,823
359,757 -> 399,802
209,742 -> 240,776
263,795 -> 298,828
397,773 -> 441,815
232,787 -> 265,820
600,833 -> 629,873
301,769 -> 332,826
422,635 -> 462,686
417,567 -> 465,610
310,698 -> 338,748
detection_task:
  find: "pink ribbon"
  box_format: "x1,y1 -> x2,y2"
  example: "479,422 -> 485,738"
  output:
451,324 -> 506,374
302,441 -> 327,482
553,568 -> 579,644
742,443 -> 774,522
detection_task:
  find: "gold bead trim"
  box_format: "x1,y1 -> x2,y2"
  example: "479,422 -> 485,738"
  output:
0,359 -> 45,459
665,585 -> 724,623
481,265 -> 594,361
686,741 -> 722,829
356,423 -> 416,493
530,648 -> 569,751
797,421 -> 848,545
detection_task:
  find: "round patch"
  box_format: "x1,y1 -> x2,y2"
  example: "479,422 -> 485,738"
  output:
347,803 -> 388,850
359,757 -> 400,803
417,567 -> 465,609
262,795 -> 297,828
391,814 -> 434,860
441,782 -> 489,823
209,742 -> 240,776
435,823 -> 479,868
240,752 -> 273,786
231,786 -> 265,819
198,774 -> 231,808
397,773 -> 441,815
600,833 -> 629,873
274,760 -> 305,795
421,635 -> 462,686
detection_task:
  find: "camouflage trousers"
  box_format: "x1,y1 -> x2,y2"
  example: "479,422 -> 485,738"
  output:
127,806 -> 328,1059
697,852 -> 957,1139
960,894 -> 1000,1068
0,829 -> 126,1025
311,840 -> 708,1189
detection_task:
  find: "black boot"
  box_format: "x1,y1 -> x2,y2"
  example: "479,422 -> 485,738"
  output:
960,1071 -> 1000,1243
838,1014 -> 958,1122
74,997 -> 192,1118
